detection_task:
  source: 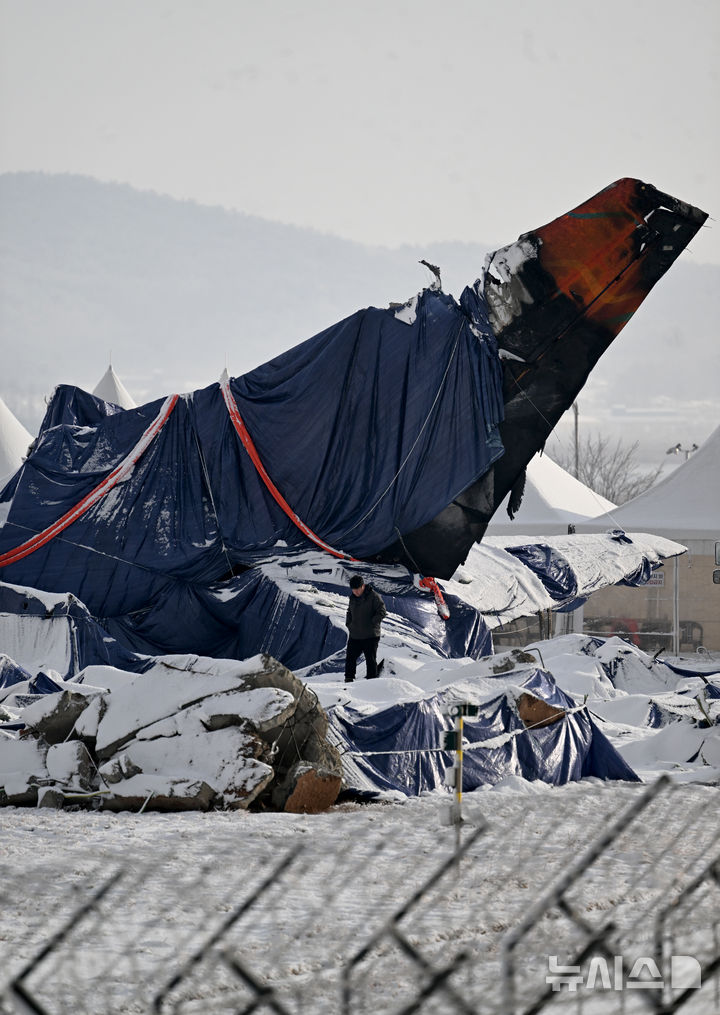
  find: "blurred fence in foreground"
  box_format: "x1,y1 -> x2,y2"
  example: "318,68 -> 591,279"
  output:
1,776 -> 719,1015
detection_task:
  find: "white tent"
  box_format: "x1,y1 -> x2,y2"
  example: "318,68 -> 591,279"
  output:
92,365 -> 137,409
0,396 -> 32,485
578,424 -> 720,653
579,424 -> 720,545
486,452 -> 615,536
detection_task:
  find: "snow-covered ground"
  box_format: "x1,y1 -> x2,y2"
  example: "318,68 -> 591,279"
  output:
2,776 -> 719,1014
2,633 -> 720,1013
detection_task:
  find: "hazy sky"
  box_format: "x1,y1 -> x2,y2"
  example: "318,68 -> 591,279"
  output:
1,0 -> 718,264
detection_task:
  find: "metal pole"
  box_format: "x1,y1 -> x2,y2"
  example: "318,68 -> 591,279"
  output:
572,402 -> 579,478
673,554 -> 680,655
455,712 -> 463,854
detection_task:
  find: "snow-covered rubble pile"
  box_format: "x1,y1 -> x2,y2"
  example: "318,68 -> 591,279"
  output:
0,653 -> 342,813
516,635 -> 720,782
303,635 -> 720,786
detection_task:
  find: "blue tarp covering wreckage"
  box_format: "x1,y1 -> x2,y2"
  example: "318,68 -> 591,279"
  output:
0,285 -> 503,619
0,178 -> 708,795
330,669 -> 640,794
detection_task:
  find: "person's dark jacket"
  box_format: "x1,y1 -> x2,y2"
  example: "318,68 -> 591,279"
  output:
346,584 -> 387,639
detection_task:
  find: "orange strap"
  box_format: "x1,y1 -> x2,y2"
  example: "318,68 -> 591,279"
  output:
220,374 -> 356,561
0,394 -> 179,569
419,575 -> 450,620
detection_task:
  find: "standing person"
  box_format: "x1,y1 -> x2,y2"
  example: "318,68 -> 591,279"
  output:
344,575 -> 387,683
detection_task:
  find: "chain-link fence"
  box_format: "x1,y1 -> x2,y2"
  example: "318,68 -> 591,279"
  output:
1,779 -> 719,1014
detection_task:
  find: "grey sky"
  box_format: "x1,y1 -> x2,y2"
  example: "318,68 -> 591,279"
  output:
1,0 -> 718,263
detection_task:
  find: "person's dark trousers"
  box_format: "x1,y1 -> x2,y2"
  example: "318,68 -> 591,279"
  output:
344,636 -> 380,682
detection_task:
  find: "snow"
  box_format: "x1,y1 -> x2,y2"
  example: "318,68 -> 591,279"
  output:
75,664 -> 140,693
1,777 -> 719,1013
98,722 -> 274,809
393,293 -> 419,324
440,531 -> 685,629
93,654 -> 273,754
46,742 -> 87,785
1,580 -> 719,1009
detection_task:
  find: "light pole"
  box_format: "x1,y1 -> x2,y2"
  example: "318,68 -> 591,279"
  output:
664,441 -> 699,655
665,442 -> 698,462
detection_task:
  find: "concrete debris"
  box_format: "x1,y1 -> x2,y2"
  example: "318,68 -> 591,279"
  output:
37,787 -> 65,809
0,654 -> 342,813
272,761 -> 343,814
516,692 -> 566,729
22,690 -> 100,745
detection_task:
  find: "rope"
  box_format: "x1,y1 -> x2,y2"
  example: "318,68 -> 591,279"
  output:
219,372 -> 356,562
0,521 -> 192,581
0,394 -> 179,569
190,414 -> 234,576
340,703 -> 588,757
337,321 -> 464,539
269,684 -> 326,769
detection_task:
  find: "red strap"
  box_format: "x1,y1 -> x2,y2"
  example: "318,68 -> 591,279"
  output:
220,374 -> 356,561
0,395 -> 179,569
419,575 -> 451,620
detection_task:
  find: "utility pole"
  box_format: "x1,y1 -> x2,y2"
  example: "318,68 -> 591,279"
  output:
666,442 -> 698,462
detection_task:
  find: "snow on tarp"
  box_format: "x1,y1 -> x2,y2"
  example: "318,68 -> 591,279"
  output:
330,669 -> 639,795
0,557 -> 492,680
0,582 -> 149,683
0,528 -> 684,682
0,286 -> 504,619
0,654 -> 32,691
502,544 -> 579,601
442,531 -> 686,631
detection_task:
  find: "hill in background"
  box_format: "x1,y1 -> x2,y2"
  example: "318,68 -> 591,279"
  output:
1,172 -> 717,469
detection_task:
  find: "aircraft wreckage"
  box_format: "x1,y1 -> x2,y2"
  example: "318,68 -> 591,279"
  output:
0,178 -> 707,668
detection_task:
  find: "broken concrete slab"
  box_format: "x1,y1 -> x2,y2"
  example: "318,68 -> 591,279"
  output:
94,654 -> 291,759
0,734 -> 49,805
100,775 -> 216,812
0,653 -> 343,813
21,690 -> 100,745
273,761 -> 343,814
73,694 -> 108,744
46,741 -> 97,791
195,687 -> 296,734
37,787 -> 65,808
103,722 -> 274,809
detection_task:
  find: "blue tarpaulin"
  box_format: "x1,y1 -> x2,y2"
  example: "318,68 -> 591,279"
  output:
0,583 -> 150,680
103,564 -> 493,672
503,545 -> 579,601
330,669 -> 639,794
0,653 -> 32,690
0,554 -> 492,679
0,288 -> 505,628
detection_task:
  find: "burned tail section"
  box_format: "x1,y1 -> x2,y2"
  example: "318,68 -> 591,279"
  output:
385,178 -> 707,578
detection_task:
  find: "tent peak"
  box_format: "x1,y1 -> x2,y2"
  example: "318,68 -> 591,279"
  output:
92,365 -> 137,410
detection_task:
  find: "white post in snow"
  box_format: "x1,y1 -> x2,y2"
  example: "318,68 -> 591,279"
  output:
573,602 -> 584,634
673,555 -> 680,656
